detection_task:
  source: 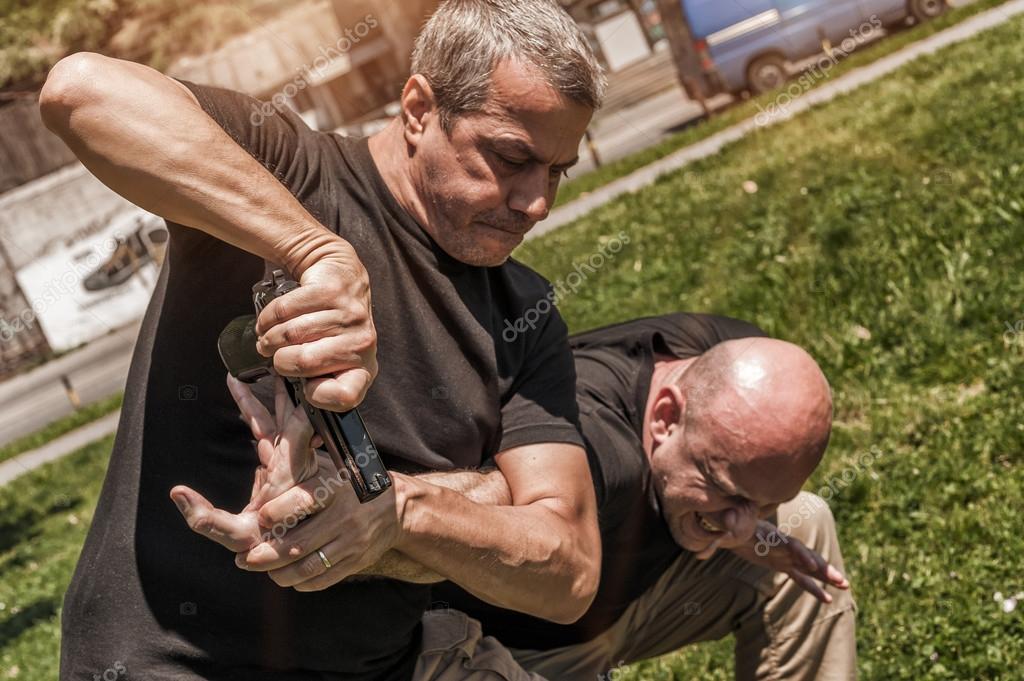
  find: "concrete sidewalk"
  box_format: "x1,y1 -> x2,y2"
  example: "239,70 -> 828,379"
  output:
0,410 -> 120,486
530,0 -> 1024,240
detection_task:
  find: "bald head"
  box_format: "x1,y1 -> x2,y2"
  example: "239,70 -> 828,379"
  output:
678,338 -> 832,492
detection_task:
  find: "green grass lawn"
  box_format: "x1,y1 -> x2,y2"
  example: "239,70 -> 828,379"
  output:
0,436 -> 111,680
2,8 -> 1024,681
518,11 -> 1024,680
553,0 -> 1015,208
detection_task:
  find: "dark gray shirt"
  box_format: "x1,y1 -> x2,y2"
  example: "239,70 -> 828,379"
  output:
60,83 -> 582,680
437,313 -> 765,649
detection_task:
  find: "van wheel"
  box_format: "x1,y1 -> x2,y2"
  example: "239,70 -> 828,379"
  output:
909,0 -> 947,22
746,55 -> 788,95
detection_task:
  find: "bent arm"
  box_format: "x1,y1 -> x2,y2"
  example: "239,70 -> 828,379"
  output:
39,52 -> 346,277
356,468 -> 513,583
392,443 -> 601,624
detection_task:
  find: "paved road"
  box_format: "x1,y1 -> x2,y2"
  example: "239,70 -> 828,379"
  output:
0,322 -> 138,444
0,410 -> 121,485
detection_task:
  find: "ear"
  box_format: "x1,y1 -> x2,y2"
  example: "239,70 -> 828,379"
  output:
400,75 -> 436,148
649,384 -> 685,446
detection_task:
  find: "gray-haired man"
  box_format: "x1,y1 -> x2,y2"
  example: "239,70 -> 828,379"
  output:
43,1 -> 606,679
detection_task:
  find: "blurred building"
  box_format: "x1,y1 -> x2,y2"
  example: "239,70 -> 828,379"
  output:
560,0 -> 663,72
168,0 -> 440,132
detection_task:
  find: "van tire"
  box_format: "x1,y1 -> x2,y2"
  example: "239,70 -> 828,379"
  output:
746,54 -> 788,95
909,0 -> 947,22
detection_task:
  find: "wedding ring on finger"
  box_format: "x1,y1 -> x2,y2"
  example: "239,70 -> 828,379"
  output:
316,548 -> 332,570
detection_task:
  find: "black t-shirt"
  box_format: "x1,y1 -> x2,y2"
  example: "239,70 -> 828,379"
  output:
60,83 -> 582,680
436,313 -> 765,649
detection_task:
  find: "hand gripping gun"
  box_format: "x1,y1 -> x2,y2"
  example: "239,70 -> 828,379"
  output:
217,269 -> 391,503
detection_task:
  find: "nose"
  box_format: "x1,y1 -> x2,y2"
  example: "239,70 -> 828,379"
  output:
508,167 -> 551,223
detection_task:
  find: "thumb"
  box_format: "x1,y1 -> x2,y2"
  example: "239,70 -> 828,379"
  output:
170,485 -> 260,552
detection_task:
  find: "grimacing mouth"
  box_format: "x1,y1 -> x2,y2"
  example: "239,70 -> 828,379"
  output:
695,511 -> 724,535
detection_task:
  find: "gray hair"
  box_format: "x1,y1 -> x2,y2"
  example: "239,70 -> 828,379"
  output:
410,0 -> 606,133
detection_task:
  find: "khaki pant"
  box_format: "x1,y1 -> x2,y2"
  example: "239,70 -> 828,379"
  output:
509,492 -> 857,681
414,608 -> 549,680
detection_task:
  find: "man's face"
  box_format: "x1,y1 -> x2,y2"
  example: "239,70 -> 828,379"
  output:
411,60 -> 592,266
649,416 -> 805,554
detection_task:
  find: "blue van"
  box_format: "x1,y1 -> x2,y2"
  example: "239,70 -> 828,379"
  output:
680,0 -> 947,94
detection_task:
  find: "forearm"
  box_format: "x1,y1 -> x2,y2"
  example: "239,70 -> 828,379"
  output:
356,468 -> 512,583
392,473 -> 598,624
39,52 -> 342,276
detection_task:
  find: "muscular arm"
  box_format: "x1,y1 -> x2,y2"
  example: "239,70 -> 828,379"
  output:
392,444 -> 601,624
39,52 -> 343,277
40,53 -> 375,409
355,468 -> 513,583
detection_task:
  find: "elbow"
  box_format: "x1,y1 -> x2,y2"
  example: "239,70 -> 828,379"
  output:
540,536 -> 601,625
39,52 -> 108,135
547,558 -> 600,625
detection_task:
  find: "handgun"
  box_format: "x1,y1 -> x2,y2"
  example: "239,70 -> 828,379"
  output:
217,269 -> 391,503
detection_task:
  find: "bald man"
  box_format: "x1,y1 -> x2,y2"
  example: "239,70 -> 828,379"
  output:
435,313 -> 857,680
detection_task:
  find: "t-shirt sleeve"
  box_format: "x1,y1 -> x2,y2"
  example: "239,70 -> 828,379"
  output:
498,305 -> 584,453
176,80 -> 326,219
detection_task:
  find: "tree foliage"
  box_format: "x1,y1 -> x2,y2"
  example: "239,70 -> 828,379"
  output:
0,0 -> 300,92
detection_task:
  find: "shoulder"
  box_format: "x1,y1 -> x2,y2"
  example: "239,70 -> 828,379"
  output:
578,400 -> 647,511
499,257 -> 558,304
571,312 -> 767,354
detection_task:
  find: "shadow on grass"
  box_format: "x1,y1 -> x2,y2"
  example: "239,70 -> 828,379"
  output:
0,493 -> 80,555
0,598 -> 59,649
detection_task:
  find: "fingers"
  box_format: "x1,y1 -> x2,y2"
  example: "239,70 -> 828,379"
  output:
792,571 -> 832,604
280,397 -> 315,453
274,378 -> 291,434
238,513 -> 332,573
254,280 -> 369,339
266,536 -> 362,589
226,374 -> 275,442
256,310 -> 351,355
270,334 -> 376,379
267,538 -> 360,590
170,486 -> 260,552
825,563 -> 850,589
302,369 -> 375,411
256,469 -> 350,530
790,538 -> 850,590
250,418 -> 324,508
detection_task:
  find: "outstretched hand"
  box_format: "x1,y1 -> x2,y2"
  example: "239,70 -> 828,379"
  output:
731,520 -> 850,604
169,374 -> 337,553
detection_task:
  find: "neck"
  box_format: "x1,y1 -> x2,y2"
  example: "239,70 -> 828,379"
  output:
641,354 -> 697,457
367,118 -> 432,231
